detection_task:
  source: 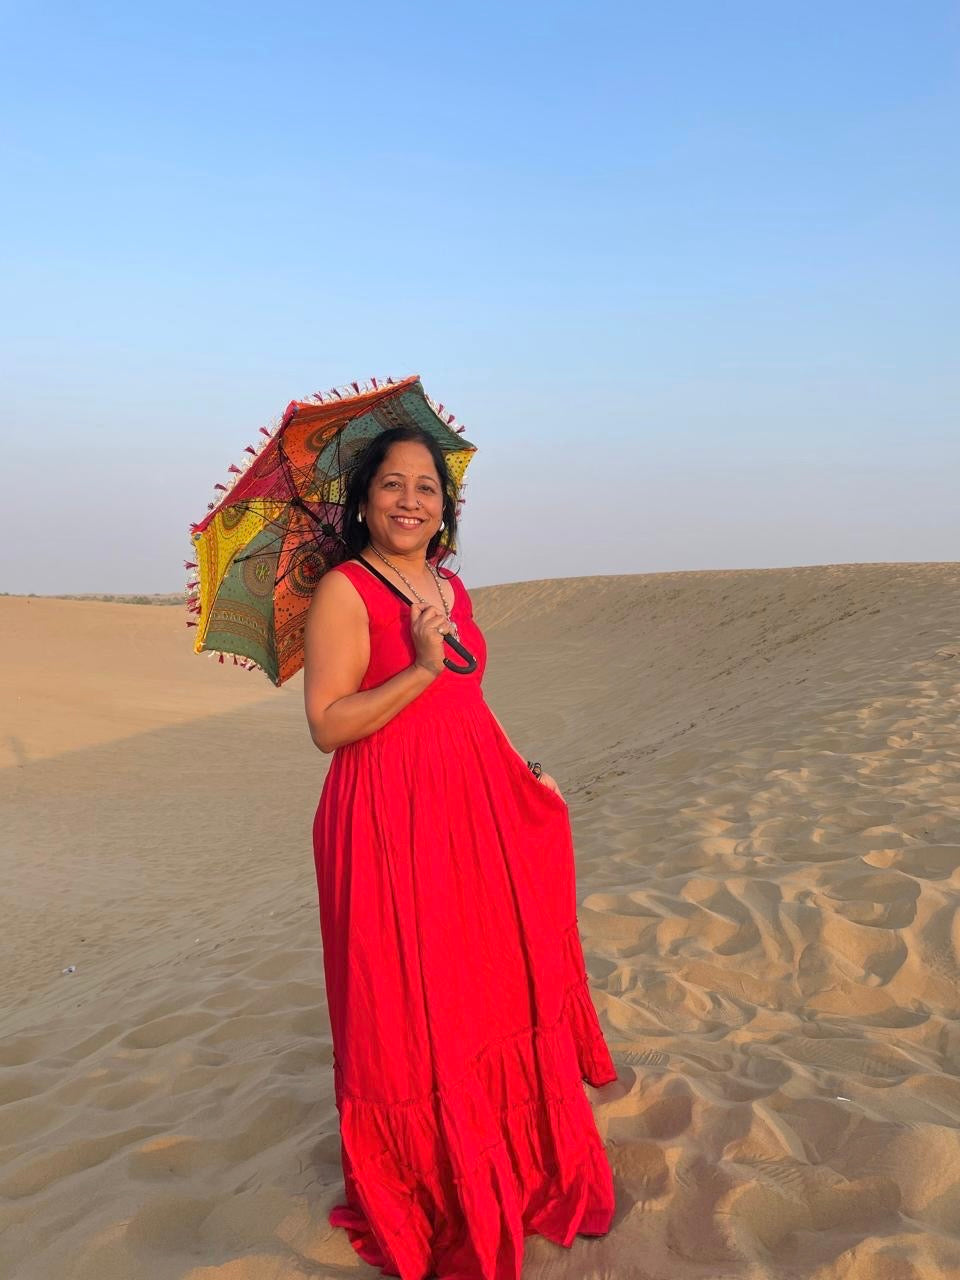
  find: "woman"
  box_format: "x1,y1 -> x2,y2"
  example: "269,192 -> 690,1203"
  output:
304,423 -> 618,1280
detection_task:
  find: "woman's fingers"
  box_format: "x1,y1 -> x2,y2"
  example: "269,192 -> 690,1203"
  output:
409,602 -> 449,672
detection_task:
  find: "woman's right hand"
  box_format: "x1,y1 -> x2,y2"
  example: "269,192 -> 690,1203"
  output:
411,601 -> 450,675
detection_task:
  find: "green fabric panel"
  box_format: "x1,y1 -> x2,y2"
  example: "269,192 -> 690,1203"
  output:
311,383 -> 475,490
202,523 -> 280,682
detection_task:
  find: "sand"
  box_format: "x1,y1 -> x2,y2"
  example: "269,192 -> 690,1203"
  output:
2,561 -> 960,1280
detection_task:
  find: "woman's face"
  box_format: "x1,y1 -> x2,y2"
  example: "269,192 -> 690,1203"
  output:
360,441 -> 444,557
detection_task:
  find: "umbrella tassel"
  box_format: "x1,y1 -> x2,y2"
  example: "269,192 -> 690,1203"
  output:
313,374 -> 399,405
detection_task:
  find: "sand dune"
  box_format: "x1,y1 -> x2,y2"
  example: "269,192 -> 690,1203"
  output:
1,597 -> 279,768
2,562 -> 960,1279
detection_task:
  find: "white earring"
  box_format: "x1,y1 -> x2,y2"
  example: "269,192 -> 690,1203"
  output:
439,519 -> 445,531
357,511 -> 363,523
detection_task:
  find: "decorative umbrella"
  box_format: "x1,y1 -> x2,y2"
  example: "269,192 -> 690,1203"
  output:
186,375 -> 478,685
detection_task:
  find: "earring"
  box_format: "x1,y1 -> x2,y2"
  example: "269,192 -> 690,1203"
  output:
357,511 -> 364,523
439,519 -> 445,531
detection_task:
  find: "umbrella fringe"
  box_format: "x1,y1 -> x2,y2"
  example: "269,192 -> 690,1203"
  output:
199,644 -> 270,679
310,373 -> 398,404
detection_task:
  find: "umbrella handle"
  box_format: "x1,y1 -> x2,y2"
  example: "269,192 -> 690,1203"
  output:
442,631 -> 478,674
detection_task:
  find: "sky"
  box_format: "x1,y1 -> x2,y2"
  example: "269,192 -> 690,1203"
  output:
2,1 -> 957,593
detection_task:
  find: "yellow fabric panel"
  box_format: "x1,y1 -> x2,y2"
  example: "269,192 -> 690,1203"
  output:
192,500 -> 284,653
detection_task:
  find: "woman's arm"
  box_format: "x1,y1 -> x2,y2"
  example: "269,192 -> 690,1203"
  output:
303,571 -> 438,753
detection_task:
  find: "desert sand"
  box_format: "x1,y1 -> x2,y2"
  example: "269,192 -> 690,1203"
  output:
2,561 -> 960,1280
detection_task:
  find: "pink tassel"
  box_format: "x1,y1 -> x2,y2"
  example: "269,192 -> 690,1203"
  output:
351,381 -> 360,393
233,655 -> 238,665
186,620 -> 197,628
245,445 -> 257,455
214,483 -> 227,492
218,654 -> 225,664
184,560 -> 197,569
260,426 -> 271,437
228,464 -> 242,474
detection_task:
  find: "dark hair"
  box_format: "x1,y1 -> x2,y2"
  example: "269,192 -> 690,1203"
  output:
341,426 -> 461,571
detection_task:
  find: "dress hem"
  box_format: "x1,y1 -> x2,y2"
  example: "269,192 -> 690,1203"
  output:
328,962 -> 617,1280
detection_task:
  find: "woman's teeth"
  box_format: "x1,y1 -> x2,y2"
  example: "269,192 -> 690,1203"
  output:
392,517 -> 422,527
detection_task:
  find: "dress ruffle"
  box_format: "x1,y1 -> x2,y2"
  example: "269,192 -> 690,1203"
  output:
562,922 -> 619,1092
329,928 -> 616,1280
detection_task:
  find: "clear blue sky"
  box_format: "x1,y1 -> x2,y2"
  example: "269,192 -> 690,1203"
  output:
3,1 -> 957,592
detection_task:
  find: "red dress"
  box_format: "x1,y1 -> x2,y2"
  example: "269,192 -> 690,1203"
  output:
312,557 -> 618,1280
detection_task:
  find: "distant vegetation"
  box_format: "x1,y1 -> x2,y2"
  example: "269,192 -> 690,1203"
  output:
0,592 -> 186,605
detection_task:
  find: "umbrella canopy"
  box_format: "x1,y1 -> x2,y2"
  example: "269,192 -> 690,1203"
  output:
187,375 -> 478,685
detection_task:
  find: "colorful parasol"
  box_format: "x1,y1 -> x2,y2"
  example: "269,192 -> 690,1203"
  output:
186,374 -> 478,686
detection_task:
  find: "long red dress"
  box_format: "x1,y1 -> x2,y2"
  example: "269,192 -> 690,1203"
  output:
312,557 -> 618,1280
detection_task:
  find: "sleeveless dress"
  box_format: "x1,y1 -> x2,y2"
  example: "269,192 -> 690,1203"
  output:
312,557 -> 618,1280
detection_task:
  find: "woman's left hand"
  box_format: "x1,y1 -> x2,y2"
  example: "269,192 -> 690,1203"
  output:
536,770 -> 566,803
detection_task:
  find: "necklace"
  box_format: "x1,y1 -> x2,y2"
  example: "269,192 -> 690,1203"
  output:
366,543 -> 459,639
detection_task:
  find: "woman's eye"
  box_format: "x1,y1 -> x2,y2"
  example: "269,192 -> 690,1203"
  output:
385,480 -> 436,493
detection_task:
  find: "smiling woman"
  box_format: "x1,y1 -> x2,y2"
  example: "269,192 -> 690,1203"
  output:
304,423 -> 618,1280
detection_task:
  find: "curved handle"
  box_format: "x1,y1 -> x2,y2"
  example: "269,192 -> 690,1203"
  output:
442,631 -> 478,674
